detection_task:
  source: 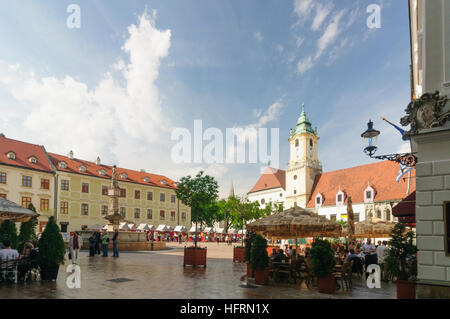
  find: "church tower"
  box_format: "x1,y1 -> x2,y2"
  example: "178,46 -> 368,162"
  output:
285,103 -> 322,208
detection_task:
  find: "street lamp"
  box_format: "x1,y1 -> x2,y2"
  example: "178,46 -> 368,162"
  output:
361,120 -> 417,167
361,120 -> 380,157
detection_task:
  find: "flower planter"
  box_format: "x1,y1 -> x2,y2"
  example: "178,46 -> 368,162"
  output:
246,262 -> 254,278
396,280 -> 416,299
233,247 -> 246,262
318,275 -> 336,293
183,247 -> 207,268
254,268 -> 270,285
40,264 -> 60,281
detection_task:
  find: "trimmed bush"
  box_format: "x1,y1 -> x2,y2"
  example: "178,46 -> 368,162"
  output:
250,234 -> 269,270
0,219 -> 18,249
310,238 -> 335,278
37,216 -> 65,267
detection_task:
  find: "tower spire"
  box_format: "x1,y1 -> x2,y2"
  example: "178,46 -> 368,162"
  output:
229,181 -> 235,199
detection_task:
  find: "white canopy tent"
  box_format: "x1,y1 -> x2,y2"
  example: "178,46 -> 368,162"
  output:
137,223 -> 150,231
128,223 -> 137,230
156,225 -> 169,232
87,224 -> 104,231
147,225 -> 156,231
189,226 -> 203,233
215,228 -> 225,234
119,222 -> 130,230
173,225 -> 187,232
203,227 -> 214,234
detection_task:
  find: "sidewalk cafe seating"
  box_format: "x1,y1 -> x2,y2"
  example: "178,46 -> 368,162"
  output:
333,260 -> 354,291
0,256 -> 19,283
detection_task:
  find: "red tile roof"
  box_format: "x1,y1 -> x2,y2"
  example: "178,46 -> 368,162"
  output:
306,161 -> 416,208
248,167 -> 286,194
0,136 -> 54,173
48,152 -> 177,190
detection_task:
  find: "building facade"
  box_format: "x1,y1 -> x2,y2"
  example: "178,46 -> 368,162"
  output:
247,167 -> 286,209
0,135 -> 55,232
408,0 -> 450,298
0,135 -> 191,233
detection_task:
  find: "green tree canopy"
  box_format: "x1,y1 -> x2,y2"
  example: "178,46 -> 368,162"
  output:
0,219 -> 18,249
175,171 -> 219,247
17,204 -> 38,253
386,223 -> 417,281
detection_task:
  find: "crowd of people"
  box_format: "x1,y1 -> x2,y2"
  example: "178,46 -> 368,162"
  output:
0,239 -> 39,281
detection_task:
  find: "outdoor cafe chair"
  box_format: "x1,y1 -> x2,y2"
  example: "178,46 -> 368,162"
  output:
332,261 -> 353,291
0,257 -> 19,284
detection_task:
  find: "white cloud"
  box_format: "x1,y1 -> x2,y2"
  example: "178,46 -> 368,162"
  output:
297,56 -> 313,73
311,3 -> 333,31
254,32 -> 263,42
293,0 -> 314,18
315,9 -> 345,60
0,11 -> 171,168
276,44 -> 284,53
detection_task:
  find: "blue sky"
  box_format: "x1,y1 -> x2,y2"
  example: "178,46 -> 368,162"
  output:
0,0 -> 412,197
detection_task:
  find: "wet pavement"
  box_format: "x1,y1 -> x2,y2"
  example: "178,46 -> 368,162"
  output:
0,242 -> 395,299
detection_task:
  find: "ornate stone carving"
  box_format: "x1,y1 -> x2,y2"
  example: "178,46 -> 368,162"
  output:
400,91 -> 450,140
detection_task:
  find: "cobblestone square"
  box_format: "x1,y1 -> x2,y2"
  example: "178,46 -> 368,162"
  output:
0,243 -> 396,299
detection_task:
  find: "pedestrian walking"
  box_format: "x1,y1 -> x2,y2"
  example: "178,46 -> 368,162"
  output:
88,233 -> 96,257
69,231 -> 83,264
95,231 -> 101,255
112,229 -> 119,257
102,231 -> 109,257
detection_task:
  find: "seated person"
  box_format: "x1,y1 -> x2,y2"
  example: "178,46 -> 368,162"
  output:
269,248 -> 278,260
0,240 -> 19,262
273,249 -> 287,262
346,249 -> 359,262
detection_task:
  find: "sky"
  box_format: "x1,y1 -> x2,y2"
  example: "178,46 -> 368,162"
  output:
0,0 -> 413,198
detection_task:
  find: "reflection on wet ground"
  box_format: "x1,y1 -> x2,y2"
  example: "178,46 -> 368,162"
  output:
0,242 -> 395,299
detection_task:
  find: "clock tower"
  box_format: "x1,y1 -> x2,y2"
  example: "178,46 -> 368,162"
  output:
285,103 -> 322,208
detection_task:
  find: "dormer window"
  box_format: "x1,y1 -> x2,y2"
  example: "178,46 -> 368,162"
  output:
120,173 -> 128,179
364,185 -> 375,203
336,190 -> 345,206
143,177 -> 150,183
315,193 -> 323,208
28,156 -> 37,164
98,169 -> 106,176
79,165 -> 86,173
59,161 -> 67,169
161,180 -> 167,185
6,151 -> 16,160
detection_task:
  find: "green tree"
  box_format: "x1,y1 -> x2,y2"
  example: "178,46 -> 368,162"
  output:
0,219 -> 18,249
310,238 -> 336,278
215,197 -> 239,233
175,171 -> 219,248
18,204 -> 38,253
37,216 -> 65,267
262,201 -> 284,216
386,223 -> 417,281
250,234 -> 269,270
231,198 -> 266,246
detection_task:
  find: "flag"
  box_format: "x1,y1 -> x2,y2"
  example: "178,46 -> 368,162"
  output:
396,163 -> 413,182
381,117 -> 409,140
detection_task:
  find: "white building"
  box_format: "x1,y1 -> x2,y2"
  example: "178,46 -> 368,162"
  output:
247,167 -> 286,209
408,0 -> 450,298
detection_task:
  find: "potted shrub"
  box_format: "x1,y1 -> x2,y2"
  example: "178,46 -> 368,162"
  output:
244,232 -> 255,277
250,234 -> 270,285
310,238 -> 336,293
386,223 -> 417,299
0,219 -> 18,249
38,216 -> 65,281
176,171 -> 219,268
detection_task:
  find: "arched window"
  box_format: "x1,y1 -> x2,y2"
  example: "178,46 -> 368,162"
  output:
315,193 -> 323,208
295,139 -> 299,147
309,139 -> 313,147
261,199 -> 265,205
293,175 -> 297,180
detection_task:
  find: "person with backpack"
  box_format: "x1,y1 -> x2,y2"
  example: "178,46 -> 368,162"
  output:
112,230 -> 119,257
101,231 -> 109,257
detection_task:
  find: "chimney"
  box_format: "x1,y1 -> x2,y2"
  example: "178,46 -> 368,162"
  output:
140,169 -> 146,173
0,133 -> 5,138
68,150 -> 74,160
96,156 -> 101,165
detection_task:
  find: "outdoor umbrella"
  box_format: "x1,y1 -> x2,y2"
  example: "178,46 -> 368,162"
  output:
352,218 -> 396,238
246,205 -> 342,239
0,197 -> 39,222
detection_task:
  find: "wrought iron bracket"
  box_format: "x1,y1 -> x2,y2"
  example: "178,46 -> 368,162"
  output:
370,152 -> 417,167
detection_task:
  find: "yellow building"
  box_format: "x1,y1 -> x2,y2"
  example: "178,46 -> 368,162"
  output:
0,135 -> 55,232
0,134 -> 191,233
48,152 -> 190,232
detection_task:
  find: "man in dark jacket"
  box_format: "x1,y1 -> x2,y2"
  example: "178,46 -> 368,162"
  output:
95,231 -> 101,255
112,230 -> 119,257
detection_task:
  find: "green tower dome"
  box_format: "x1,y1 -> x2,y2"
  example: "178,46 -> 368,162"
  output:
294,103 -> 316,135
